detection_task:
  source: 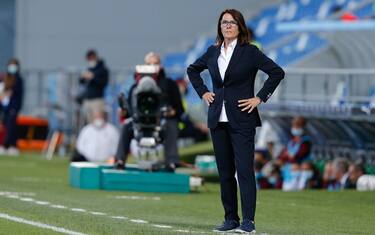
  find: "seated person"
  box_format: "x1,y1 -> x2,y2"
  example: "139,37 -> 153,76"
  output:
267,164 -> 283,189
72,111 -> 119,162
278,116 -> 312,164
322,161 -> 335,189
324,158 -> 350,190
346,161 -> 365,189
299,161 -> 322,189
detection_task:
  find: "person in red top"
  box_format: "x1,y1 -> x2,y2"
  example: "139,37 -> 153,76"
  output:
278,116 -> 312,164
340,11 -> 358,21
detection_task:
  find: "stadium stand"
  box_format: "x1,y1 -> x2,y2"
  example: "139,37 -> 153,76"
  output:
161,0 -> 375,167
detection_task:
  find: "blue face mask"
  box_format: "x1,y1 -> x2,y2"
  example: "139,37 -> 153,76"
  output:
290,171 -> 301,179
268,176 -> 277,185
7,64 -> 18,74
291,128 -> 303,137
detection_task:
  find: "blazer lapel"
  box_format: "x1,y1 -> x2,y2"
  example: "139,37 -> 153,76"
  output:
224,43 -> 244,80
212,46 -> 222,84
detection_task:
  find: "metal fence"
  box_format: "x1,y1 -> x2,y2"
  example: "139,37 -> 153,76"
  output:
21,68 -> 134,136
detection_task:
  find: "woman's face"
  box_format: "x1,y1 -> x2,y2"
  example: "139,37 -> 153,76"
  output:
220,13 -> 239,42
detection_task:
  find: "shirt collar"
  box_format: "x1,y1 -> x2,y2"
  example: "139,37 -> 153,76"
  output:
221,38 -> 238,50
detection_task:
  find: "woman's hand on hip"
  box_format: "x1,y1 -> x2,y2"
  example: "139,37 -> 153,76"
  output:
202,92 -> 215,106
238,97 -> 262,113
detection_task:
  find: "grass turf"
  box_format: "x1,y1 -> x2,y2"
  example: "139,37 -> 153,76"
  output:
0,153 -> 374,235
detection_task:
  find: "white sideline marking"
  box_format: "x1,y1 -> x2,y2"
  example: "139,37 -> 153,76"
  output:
70,208 -> 86,213
89,211 -> 106,216
112,195 -> 161,201
174,229 -> 190,233
151,224 -> 173,229
19,197 -> 35,202
35,201 -> 50,205
0,192 -> 210,234
130,219 -> 148,224
50,204 -> 67,209
111,216 -> 127,220
0,212 -> 86,235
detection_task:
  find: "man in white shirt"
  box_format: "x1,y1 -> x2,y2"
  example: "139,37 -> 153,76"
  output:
72,111 -> 119,162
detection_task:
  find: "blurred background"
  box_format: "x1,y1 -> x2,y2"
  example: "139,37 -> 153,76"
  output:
1,0 -> 375,191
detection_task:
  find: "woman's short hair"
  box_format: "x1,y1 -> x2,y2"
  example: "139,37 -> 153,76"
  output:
216,9 -> 250,46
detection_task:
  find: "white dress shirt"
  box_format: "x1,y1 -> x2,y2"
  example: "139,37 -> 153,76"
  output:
217,39 -> 237,122
77,122 -> 119,162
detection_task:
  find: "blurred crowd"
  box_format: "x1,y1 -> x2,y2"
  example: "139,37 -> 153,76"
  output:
254,116 -> 367,191
0,48 -> 372,189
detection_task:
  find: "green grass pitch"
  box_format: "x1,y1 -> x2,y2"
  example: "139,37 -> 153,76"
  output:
0,153 -> 374,235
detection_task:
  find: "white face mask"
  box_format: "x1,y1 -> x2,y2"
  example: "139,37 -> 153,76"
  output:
7,64 -> 18,74
291,127 -> 303,137
93,118 -> 105,128
87,60 -> 97,69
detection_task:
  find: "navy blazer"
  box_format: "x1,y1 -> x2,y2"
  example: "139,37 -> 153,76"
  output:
187,43 -> 285,129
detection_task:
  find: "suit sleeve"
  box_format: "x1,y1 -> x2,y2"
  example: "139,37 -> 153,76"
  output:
254,46 -> 285,103
186,46 -> 212,98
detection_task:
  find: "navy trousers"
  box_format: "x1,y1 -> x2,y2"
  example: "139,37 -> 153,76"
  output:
210,122 -> 256,222
3,109 -> 19,148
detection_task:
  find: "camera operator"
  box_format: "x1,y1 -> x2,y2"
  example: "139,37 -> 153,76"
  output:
115,52 -> 184,172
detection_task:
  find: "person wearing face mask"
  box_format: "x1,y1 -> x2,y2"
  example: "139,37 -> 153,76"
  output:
282,163 -> 301,191
0,58 -> 24,155
298,161 -> 322,189
278,116 -> 312,164
72,110 -> 119,162
78,49 -> 109,125
267,164 -> 283,189
114,52 -> 184,172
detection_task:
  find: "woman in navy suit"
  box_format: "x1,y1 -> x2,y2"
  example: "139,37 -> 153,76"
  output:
187,9 -> 285,233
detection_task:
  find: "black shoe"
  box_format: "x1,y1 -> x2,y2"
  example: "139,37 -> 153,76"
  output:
114,160 -> 125,170
213,220 -> 239,233
164,163 -> 176,173
234,220 -> 256,234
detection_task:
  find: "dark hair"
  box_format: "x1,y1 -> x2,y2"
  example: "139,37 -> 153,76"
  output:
216,9 -> 250,46
5,58 -> 19,88
247,27 -> 255,41
353,162 -> 365,174
7,58 -> 20,67
86,49 -> 97,59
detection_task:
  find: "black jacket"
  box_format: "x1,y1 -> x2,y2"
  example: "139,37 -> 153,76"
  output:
6,73 -> 24,113
187,43 -> 285,129
127,69 -> 184,120
80,60 -> 109,100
